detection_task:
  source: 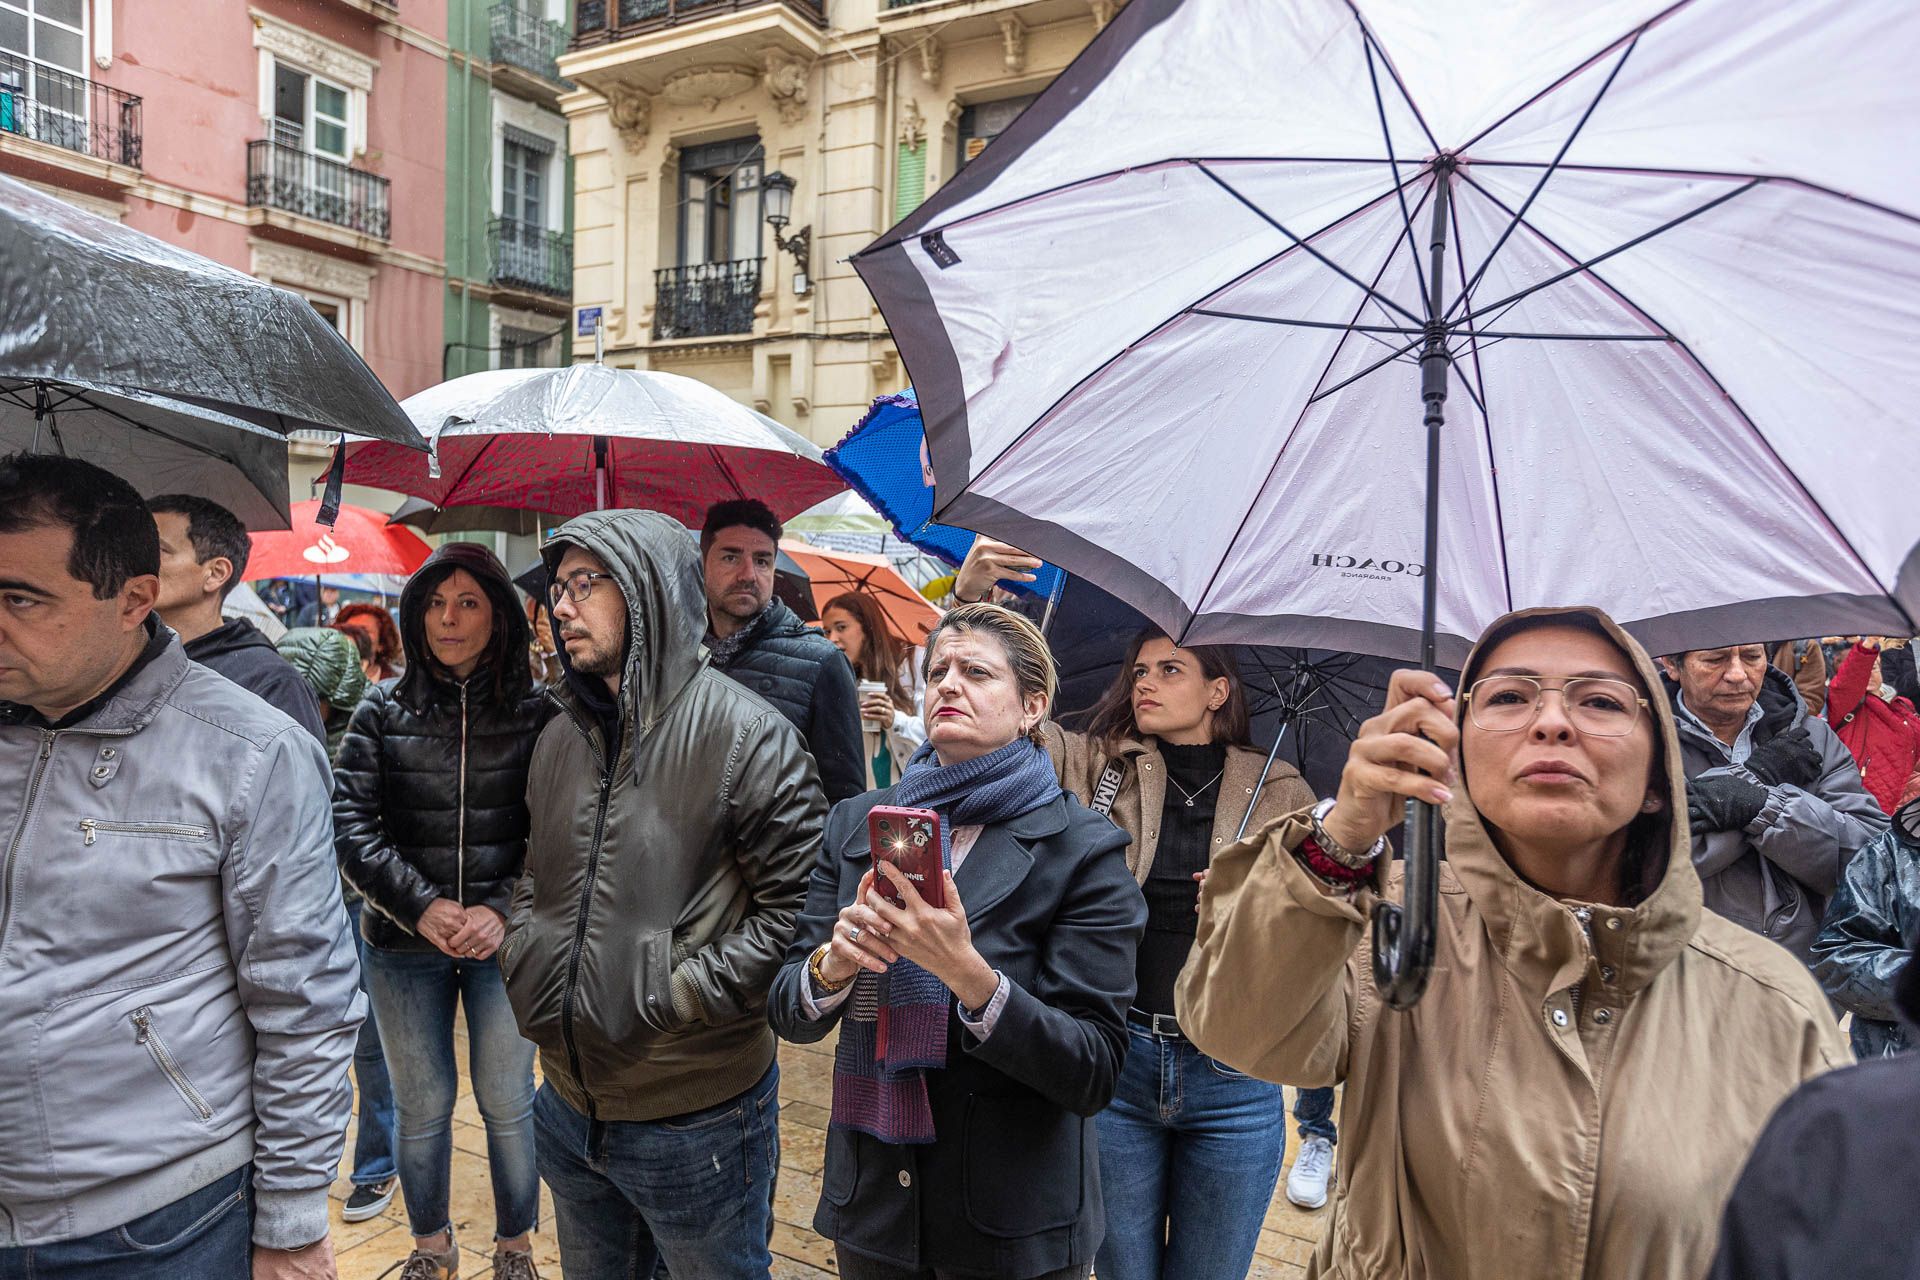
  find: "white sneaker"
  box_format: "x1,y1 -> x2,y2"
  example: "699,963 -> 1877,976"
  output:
1286,1135 -> 1335,1209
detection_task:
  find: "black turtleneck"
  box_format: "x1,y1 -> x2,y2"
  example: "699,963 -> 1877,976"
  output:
1135,740 -> 1227,1016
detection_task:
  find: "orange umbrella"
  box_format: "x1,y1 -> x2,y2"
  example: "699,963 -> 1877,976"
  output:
780,540 -> 942,648
245,500 -> 434,581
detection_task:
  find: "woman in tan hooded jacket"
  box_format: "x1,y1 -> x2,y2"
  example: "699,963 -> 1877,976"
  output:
1177,606 -> 1849,1279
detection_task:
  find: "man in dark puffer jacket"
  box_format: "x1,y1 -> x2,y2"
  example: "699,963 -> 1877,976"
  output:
700,498 -> 865,803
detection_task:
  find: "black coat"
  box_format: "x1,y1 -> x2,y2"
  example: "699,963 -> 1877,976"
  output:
711,598 -> 866,804
1709,1052 -> 1920,1279
768,787 -> 1145,1279
334,542 -> 551,951
184,617 -> 326,745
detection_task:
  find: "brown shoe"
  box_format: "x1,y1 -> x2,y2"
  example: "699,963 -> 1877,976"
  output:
492,1249 -> 541,1280
398,1235 -> 459,1280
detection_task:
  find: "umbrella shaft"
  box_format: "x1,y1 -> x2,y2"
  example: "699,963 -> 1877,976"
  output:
1417,160 -> 1455,673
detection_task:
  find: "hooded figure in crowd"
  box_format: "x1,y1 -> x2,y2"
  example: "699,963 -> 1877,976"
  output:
276,626 -> 370,759
1177,606 -> 1849,1280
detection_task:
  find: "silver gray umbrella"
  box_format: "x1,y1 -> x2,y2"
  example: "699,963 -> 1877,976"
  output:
0,175 -> 425,528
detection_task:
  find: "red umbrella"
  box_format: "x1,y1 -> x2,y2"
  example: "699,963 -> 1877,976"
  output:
244,500 -> 433,581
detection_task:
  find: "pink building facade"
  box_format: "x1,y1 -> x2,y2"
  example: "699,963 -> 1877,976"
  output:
0,0 -> 448,404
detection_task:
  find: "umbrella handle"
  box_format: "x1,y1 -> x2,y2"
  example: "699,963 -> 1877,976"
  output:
1371,798 -> 1440,1010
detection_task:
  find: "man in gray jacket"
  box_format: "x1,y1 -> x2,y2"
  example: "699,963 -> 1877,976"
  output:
0,453 -> 362,1279
501,509 -> 823,1280
1661,642 -> 1887,962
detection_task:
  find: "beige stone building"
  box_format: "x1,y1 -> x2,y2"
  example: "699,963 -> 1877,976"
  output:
556,0 -> 1122,448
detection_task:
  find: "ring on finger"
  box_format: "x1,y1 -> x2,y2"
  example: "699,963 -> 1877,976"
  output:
847,924 -> 864,944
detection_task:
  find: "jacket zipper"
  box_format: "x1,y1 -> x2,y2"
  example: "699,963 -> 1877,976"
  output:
457,681 -> 469,907
0,732 -> 57,954
558,760 -> 615,1120
78,819 -> 209,847
131,1006 -> 214,1121
1570,906 -> 1593,1023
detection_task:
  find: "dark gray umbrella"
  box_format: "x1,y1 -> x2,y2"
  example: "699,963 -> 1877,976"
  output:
0,175 -> 424,528
389,496 -> 547,537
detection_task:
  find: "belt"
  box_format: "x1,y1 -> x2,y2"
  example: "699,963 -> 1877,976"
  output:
1127,1008 -> 1183,1039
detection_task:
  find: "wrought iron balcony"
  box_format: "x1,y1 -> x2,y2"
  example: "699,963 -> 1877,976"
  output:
246,139 -> 391,240
653,259 -> 761,339
573,0 -> 824,46
490,3 -> 572,83
490,216 -> 572,299
0,51 -> 142,168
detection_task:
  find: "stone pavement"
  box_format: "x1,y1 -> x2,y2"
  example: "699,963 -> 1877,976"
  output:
331,1022 -> 1328,1279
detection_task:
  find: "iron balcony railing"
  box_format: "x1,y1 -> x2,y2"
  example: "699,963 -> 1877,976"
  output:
573,0 -> 824,46
653,259 -> 761,339
246,139 -> 391,240
490,216 -> 572,298
490,3 -> 572,82
0,50 -> 142,167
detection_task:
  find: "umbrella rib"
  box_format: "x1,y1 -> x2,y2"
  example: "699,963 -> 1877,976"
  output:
1444,202 -> 1515,615
440,434 -> 502,508
1455,0 -> 1697,155
1193,312 -> 1666,342
1446,33 -> 1642,322
1456,178 -> 1762,329
1341,1 -> 1441,156
23,383 -> 265,468
1194,164 -> 1424,326
1306,336 -> 1424,405
1361,32 -> 1429,309
1460,172 -> 1913,632
1178,221 -> 1420,636
1458,163 -> 1920,230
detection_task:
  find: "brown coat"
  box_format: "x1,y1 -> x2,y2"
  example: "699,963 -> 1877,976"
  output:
1041,722 -> 1314,882
1177,608 -> 1850,1280
1771,639 -> 1828,716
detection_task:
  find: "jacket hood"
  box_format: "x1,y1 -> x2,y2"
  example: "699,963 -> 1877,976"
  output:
1445,605 -> 1701,998
276,626 -> 370,709
186,616 -> 277,661
541,509 -> 708,734
395,541 -> 531,710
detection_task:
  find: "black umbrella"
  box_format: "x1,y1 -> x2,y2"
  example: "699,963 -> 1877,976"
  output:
390,497 -> 547,538
0,174 -> 423,528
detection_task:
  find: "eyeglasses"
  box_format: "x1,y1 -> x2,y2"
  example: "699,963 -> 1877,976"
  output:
1463,675 -> 1649,737
549,569 -> 616,607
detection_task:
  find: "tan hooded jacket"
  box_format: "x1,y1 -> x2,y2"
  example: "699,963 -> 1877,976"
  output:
1176,607 -> 1849,1280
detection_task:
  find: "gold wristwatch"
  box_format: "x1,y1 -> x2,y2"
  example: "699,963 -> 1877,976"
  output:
808,942 -> 855,995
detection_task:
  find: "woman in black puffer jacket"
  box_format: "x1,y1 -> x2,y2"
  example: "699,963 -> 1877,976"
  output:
334,541 -> 551,1279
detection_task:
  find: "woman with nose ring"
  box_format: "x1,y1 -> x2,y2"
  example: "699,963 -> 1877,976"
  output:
1176,607 -> 1848,1280
1040,629 -> 1325,1280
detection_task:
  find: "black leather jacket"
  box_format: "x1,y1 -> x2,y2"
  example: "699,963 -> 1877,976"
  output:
334,543 -> 551,952
709,597 -> 866,804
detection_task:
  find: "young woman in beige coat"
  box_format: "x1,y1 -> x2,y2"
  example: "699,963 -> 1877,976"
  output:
1177,606 -> 1849,1279
1043,629 -> 1324,1280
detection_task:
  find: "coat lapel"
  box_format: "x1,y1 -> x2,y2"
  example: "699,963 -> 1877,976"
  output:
954,795 -> 1067,924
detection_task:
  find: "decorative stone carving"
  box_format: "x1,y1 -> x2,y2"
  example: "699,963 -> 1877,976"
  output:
1089,0 -> 1118,31
250,12 -> 376,92
915,36 -> 943,88
249,241 -> 375,300
606,86 -> 652,154
660,65 -> 758,110
762,51 -> 809,125
900,98 -> 926,152
998,16 -> 1027,75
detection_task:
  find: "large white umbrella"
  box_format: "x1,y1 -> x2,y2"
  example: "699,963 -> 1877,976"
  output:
344,365 -> 844,526
853,0 -> 1920,1004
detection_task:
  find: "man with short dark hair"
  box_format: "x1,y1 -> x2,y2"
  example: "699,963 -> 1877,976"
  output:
699,497 -> 864,802
501,509 -> 823,1279
149,494 -> 326,743
1660,642 -> 1886,961
0,453 -> 362,1280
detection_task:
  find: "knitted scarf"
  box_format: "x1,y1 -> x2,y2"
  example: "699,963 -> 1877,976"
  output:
829,737 -> 1061,1145
704,603 -> 775,669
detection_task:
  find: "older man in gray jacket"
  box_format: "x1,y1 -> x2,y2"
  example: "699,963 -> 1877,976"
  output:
1662,642 -> 1887,962
0,453 -> 362,1280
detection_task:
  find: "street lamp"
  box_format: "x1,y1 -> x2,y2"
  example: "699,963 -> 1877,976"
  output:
760,169 -> 811,295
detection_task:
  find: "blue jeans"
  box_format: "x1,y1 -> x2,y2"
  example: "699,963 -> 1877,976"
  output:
1296,1084 -> 1337,1143
535,1064 -> 779,1280
0,1165 -> 250,1279
1095,1027 -> 1289,1280
345,897 -> 398,1186
362,944 -> 539,1240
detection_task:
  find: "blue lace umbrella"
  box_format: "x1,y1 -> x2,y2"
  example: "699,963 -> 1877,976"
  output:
825,390 -> 1064,602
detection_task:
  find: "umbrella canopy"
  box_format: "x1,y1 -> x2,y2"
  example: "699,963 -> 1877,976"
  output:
825,390 -> 1065,601
344,365 -> 844,526
0,175 -> 424,529
245,500 -> 434,582
780,540 -> 943,648
854,0 -> 1920,667
389,495 -> 548,537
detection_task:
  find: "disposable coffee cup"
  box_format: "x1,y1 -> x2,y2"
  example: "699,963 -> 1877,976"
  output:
858,680 -> 888,726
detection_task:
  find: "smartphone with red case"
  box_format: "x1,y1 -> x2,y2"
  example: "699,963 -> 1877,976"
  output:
867,806 -> 945,909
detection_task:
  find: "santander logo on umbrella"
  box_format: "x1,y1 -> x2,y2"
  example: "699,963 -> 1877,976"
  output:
300,535 -> 353,567
244,501 -> 432,583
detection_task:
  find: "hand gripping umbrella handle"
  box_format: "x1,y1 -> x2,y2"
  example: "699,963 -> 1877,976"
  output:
1371,797 -> 1440,1010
